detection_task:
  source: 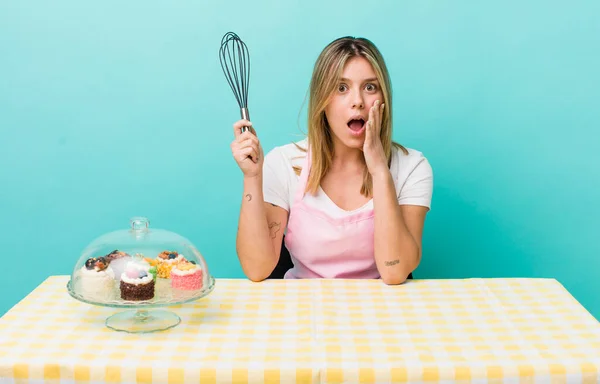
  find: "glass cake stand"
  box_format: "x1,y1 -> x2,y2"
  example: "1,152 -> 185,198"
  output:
67,217 -> 216,333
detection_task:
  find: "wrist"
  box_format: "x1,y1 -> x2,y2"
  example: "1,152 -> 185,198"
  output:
370,168 -> 392,183
244,173 -> 263,182
243,173 -> 263,190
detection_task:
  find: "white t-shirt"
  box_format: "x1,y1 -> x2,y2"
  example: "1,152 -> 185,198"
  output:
263,139 -> 433,217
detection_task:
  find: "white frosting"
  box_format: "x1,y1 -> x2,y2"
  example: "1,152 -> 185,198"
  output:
159,254 -> 184,264
172,265 -> 200,276
77,266 -> 116,300
121,273 -> 153,285
79,265 -> 115,279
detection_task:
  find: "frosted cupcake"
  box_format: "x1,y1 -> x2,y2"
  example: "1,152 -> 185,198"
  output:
119,262 -> 155,301
171,261 -> 203,291
156,250 -> 185,279
77,257 -> 116,301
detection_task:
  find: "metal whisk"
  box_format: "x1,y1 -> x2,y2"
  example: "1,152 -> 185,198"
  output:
219,32 -> 251,133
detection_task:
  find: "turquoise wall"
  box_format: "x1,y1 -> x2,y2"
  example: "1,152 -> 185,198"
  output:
1,1 -> 599,318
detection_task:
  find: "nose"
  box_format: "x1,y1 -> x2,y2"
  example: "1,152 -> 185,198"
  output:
351,88 -> 364,109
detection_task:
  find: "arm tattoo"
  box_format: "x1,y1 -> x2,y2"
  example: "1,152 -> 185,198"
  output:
245,194 -> 252,202
268,221 -> 281,239
384,259 -> 400,267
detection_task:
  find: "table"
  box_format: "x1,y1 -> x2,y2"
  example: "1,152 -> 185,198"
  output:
1,276 -> 599,383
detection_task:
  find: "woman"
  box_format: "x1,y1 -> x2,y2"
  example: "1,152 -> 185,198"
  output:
230,36 -> 433,285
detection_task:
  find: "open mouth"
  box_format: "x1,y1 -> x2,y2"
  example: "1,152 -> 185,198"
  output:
347,118 -> 365,133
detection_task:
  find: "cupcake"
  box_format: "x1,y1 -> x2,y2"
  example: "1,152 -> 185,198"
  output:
119,262 -> 155,301
156,250 -> 185,279
171,261 -> 203,291
77,256 -> 116,301
105,250 -> 132,281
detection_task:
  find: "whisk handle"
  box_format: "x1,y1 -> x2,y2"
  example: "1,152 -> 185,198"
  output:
240,108 -> 250,133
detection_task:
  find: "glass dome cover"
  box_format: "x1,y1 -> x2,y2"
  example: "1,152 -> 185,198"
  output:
67,216 -> 215,308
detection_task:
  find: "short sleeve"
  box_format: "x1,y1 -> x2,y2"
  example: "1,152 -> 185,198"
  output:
262,147 -> 290,211
397,157 -> 433,209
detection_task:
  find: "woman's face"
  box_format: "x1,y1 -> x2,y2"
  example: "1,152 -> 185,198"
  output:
324,56 -> 383,151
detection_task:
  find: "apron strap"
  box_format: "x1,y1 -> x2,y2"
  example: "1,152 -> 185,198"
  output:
292,146 -> 311,205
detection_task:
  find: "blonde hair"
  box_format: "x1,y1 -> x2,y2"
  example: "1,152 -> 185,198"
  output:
295,36 -> 407,197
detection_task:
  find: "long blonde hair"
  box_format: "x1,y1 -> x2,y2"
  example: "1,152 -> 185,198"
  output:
296,36 -> 407,197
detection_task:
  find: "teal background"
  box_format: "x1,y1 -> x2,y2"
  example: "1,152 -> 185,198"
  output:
1,1 -> 599,318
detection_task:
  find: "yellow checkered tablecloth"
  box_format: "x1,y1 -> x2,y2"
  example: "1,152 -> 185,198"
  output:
0,276 -> 599,383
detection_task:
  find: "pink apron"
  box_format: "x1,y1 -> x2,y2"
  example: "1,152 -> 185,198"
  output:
284,148 -> 380,279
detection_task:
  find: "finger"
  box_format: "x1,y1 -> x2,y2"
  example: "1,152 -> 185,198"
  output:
379,102 -> 384,135
238,146 -> 259,163
364,119 -> 373,146
232,120 -> 253,138
241,122 -> 257,137
247,147 -> 259,163
239,122 -> 255,137
368,102 -> 375,127
237,130 -> 259,145
369,103 -> 377,134
371,101 -> 378,135
233,139 -> 258,155
374,100 -> 380,132
238,126 -> 258,140
236,145 -> 259,162
237,137 -> 259,151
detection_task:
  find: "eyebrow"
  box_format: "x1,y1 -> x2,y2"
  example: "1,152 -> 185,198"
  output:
340,77 -> 379,83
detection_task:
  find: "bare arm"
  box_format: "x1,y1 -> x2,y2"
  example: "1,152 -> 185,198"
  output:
372,171 -> 428,285
236,174 -> 289,281
230,119 -> 290,281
